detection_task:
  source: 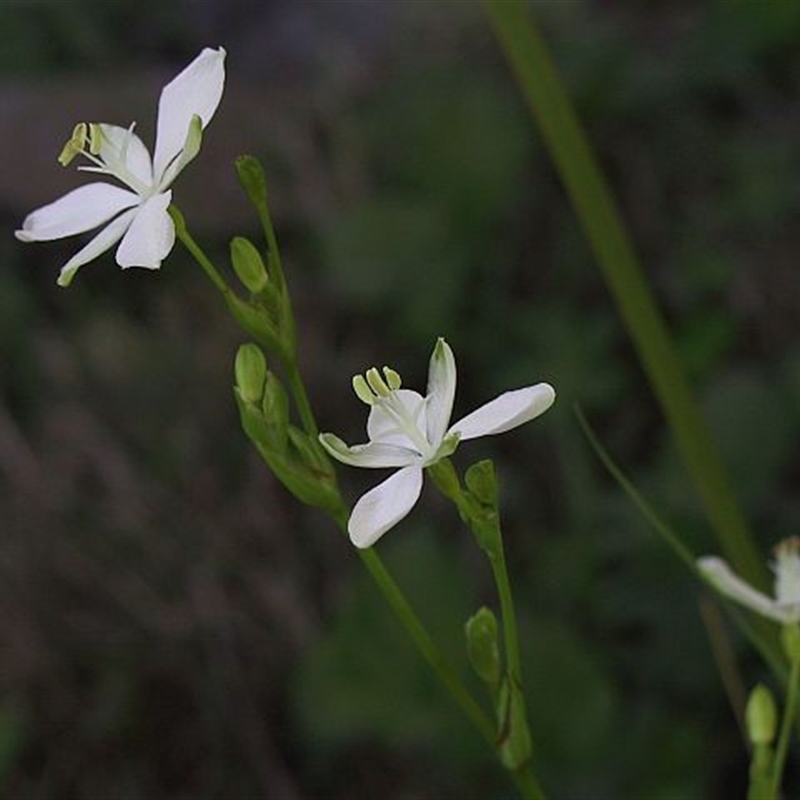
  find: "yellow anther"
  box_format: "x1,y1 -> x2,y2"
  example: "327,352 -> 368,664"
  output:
57,122 -> 88,167
383,367 -> 401,391
88,123 -> 104,155
352,374 -> 375,405
366,367 -> 391,397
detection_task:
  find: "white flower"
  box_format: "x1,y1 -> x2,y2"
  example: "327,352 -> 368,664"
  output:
320,338 -> 556,548
698,537 -> 800,624
15,47 -> 226,287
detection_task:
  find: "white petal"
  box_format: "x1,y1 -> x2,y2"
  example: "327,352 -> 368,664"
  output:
367,389 -> 426,448
449,383 -> 556,441
697,556 -> 797,624
425,338 -> 456,447
115,191 -> 174,269
319,433 -> 420,469
153,47 -> 226,182
57,207 -> 138,287
15,183 -> 140,242
156,114 -> 202,191
96,124 -> 154,187
348,465 -> 423,548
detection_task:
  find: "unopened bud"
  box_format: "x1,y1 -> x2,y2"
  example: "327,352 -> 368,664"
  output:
465,459 -> 498,507
234,343 -> 267,405
746,684 -> 777,746
231,236 -> 268,293
465,607 -> 501,686
235,154 -> 268,208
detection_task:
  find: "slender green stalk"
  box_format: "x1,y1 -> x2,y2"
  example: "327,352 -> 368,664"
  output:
285,361 -> 319,439
355,544 -> 497,748
483,0 -> 766,590
770,639 -> 800,797
489,536 -> 523,683
170,206 -> 231,295
514,770 -> 547,800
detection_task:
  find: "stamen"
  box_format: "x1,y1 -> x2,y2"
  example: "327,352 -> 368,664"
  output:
383,367 -> 401,391
87,123 -> 104,155
352,375 -> 375,405
366,367 -> 391,397
57,122 -> 88,167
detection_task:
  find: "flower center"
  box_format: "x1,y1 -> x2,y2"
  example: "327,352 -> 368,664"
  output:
57,122 -> 151,197
352,366 -> 436,460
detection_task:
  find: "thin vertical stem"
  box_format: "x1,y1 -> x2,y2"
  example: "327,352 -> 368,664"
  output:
770,639 -> 800,797
483,0 -> 766,590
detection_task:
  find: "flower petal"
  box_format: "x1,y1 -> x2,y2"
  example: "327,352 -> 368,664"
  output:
15,183 -> 140,242
697,556 -> 797,624
153,47 -> 226,182
57,207 -> 138,287
94,124 -> 154,187
348,465 -> 423,548
115,191 -> 175,269
367,389 -> 426,448
449,383 -> 556,441
156,114 -> 202,191
425,337 -> 456,447
319,433 -> 420,469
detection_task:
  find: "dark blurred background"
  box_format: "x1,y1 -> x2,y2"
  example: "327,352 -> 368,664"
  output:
3,0 -> 800,797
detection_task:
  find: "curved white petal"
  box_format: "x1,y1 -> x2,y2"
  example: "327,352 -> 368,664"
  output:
367,389 -> 426,448
153,47 -> 226,182
15,183 -> 140,242
115,191 -> 174,269
697,556 -> 797,624
449,383 -> 556,441
57,207 -> 138,287
156,114 -> 202,190
348,465 -> 423,548
96,124 -> 154,187
425,338 -> 456,447
319,433 -> 420,469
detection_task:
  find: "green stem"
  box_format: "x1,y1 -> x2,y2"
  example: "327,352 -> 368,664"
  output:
489,533 -> 523,684
285,361 -> 319,439
355,544 -> 497,749
771,639 -> 800,797
482,0 -> 766,590
170,206 -> 231,296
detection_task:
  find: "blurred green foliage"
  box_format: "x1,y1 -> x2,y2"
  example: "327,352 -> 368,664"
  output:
3,0 -> 800,798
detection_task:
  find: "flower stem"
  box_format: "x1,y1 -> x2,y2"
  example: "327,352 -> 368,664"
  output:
482,0 -> 766,591
770,635 -> 800,797
355,544 -> 497,748
489,530 -> 523,683
170,205 -> 231,296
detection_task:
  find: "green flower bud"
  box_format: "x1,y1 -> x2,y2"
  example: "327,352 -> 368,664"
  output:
234,343 -> 267,405
465,459 -> 498,507
230,236 -> 268,294
235,154 -> 268,208
465,607 -> 501,686
746,684 -> 777,746
497,676 -> 533,771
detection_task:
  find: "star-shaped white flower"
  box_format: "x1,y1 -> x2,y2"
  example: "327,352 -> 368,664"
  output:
15,47 -> 226,287
320,338 -> 556,548
697,537 -> 800,624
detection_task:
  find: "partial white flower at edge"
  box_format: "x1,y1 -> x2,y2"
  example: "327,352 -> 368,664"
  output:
698,537 -> 800,625
15,47 -> 226,287
319,338 -> 556,549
